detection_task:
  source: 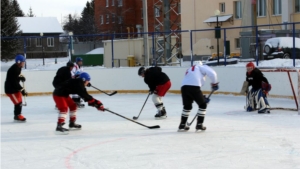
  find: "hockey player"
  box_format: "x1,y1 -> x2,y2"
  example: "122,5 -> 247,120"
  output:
52,61 -> 74,110
4,55 -> 28,122
71,57 -> 85,108
178,61 -> 219,132
138,66 -> 171,119
245,62 -> 271,113
53,72 -> 104,134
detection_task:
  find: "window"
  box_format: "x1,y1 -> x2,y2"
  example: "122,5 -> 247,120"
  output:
295,0 -> 300,12
219,3 -> 225,13
155,7 -> 160,17
234,1 -> 242,19
118,0 -> 122,7
112,14 -> 116,23
100,15 -> 103,24
273,0 -> 281,15
112,0 -> 115,6
36,38 -> 42,47
106,14 -> 110,24
47,37 -> 54,47
235,38 -> 240,48
26,38 -> 31,47
118,16 -> 123,24
257,0 -> 266,17
106,0 -> 109,7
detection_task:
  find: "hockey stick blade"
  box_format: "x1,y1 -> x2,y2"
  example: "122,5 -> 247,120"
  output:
106,91 -> 117,96
104,109 -> 160,129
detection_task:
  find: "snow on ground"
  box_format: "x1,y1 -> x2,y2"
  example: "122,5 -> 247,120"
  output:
1,94 -> 300,169
1,57 -> 300,72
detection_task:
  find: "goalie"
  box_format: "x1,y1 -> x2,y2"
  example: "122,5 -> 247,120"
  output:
243,62 -> 271,114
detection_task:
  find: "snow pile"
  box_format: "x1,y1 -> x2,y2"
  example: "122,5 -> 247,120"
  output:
86,48 -> 104,54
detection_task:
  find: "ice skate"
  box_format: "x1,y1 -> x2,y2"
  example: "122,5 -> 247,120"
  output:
69,122 -> 82,130
258,107 -> 270,114
178,116 -> 189,132
56,123 -> 69,135
14,114 -> 26,122
155,108 -> 167,119
195,123 -> 206,132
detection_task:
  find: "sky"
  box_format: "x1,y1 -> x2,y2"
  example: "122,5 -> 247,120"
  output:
18,0 -> 91,24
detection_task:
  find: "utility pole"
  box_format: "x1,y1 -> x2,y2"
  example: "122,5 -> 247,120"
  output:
163,0 -> 171,65
252,0 -> 257,59
142,0 -> 149,66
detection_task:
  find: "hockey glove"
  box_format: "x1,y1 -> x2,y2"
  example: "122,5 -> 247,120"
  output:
211,83 -> 219,91
21,88 -> 28,96
87,82 -> 91,87
203,95 -> 210,104
19,75 -> 26,82
88,99 -> 105,111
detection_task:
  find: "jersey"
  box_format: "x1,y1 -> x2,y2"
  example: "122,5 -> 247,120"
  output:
71,63 -> 83,78
5,63 -> 23,94
53,78 -> 93,102
246,68 -> 269,90
182,65 -> 218,87
144,67 -> 170,91
52,66 -> 72,88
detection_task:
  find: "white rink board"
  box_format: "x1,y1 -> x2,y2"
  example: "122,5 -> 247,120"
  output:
1,67 -> 298,97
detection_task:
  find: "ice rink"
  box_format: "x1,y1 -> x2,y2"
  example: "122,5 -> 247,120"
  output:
1,93 -> 300,169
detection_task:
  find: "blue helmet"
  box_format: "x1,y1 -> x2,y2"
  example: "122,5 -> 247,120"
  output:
79,72 -> 91,81
76,57 -> 83,62
15,55 -> 25,63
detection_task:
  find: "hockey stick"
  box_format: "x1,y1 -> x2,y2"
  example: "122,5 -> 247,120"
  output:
187,90 -> 214,126
90,85 -> 117,96
133,93 -> 151,120
22,82 -> 27,106
104,109 -> 160,129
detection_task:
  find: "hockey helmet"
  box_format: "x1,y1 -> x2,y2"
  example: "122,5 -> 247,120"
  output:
15,54 -> 25,63
138,67 -> 145,76
246,62 -> 255,72
76,57 -> 83,63
66,61 -> 74,67
79,72 -> 91,81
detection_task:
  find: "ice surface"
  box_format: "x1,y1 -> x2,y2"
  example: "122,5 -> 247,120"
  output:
1,94 -> 300,169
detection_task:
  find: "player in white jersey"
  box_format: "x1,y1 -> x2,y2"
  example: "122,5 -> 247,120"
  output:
178,61 -> 219,132
71,57 -> 85,108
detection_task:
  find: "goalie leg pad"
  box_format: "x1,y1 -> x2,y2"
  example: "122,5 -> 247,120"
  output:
246,89 -> 257,111
254,89 -> 270,113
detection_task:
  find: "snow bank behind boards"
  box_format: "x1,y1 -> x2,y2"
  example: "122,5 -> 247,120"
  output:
0,67 -> 298,99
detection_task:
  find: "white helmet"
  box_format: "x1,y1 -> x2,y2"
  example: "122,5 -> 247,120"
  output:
193,61 -> 203,66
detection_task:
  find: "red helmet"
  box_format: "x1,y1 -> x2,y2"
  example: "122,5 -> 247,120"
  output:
246,62 -> 255,68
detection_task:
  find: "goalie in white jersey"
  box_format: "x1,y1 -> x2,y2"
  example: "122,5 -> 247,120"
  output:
178,61 -> 219,132
71,57 -> 85,108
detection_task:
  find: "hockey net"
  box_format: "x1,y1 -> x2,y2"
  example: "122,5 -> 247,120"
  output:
259,67 -> 299,113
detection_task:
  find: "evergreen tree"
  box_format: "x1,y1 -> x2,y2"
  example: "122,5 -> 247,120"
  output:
27,7 -> 35,17
79,1 -> 96,38
12,0 -> 24,17
1,0 -> 22,60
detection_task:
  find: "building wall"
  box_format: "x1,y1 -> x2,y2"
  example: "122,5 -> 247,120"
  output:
94,0 -> 180,35
181,0 -> 299,58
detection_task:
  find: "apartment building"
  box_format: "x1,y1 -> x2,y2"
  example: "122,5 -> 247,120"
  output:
181,0 -> 300,59
94,0 -> 180,37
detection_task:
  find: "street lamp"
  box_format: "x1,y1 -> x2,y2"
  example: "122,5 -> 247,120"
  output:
40,32 -> 44,65
68,31 -> 73,61
215,10 -> 221,65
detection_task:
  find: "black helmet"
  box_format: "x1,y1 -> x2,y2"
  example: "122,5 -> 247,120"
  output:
66,61 -> 74,67
138,66 -> 145,76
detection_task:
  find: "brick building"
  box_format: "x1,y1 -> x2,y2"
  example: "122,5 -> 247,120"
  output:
94,0 -> 181,37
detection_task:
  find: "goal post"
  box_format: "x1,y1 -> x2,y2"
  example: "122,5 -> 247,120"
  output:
259,67 -> 299,114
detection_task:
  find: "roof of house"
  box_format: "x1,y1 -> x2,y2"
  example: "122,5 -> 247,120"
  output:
17,17 -> 64,34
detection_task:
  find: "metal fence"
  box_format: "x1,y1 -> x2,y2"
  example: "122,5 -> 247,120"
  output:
1,22 -> 300,67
